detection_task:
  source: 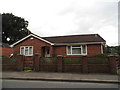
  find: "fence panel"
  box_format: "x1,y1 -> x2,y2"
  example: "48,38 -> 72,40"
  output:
88,57 -> 109,65
40,57 -> 57,71
2,56 -> 16,65
63,57 -> 82,65
87,57 -> 109,73
63,57 -> 82,72
2,56 -> 17,71
116,56 -> 120,69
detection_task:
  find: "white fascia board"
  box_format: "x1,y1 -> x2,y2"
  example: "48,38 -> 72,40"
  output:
11,34 -> 54,47
54,42 -> 106,46
32,34 -> 54,45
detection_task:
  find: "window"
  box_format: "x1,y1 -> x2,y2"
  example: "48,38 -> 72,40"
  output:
20,46 -> 33,56
67,46 -> 71,54
29,47 -> 33,55
20,47 -> 24,55
67,45 -> 87,55
72,48 -> 81,54
82,45 -> 86,54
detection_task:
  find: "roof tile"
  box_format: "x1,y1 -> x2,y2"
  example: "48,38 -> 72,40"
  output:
42,34 -> 105,44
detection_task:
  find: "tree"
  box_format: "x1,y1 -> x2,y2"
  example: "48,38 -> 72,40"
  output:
104,45 -> 120,56
103,45 -> 111,54
116,45 -> 120,56
2,13 -> 31,44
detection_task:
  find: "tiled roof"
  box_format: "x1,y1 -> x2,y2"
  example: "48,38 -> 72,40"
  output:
11,33 -> 106,47
42,34 -> 106,44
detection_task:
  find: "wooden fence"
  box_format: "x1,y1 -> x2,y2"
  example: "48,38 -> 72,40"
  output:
2,54 -> 120,74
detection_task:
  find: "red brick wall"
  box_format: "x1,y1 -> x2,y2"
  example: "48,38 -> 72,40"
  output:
54,46 -> 86,57
54,46 -> 66,56
14,36 -> 53,57
0,47 -> 13,56
54,44 -> 102,57
87,44 -> 102,56
13,36 -> 102,57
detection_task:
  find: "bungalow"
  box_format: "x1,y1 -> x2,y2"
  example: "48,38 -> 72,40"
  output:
11,33 -> 106,57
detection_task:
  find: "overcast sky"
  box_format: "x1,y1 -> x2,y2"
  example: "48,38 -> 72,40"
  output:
0,0 -> 119,46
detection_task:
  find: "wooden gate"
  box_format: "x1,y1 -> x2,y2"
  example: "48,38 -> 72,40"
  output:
24,56 -> 33,71
117,56 -> 120,69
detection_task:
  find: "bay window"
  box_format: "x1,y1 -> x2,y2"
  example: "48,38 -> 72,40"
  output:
67,45 -> 87,55
20,46 -> 33,56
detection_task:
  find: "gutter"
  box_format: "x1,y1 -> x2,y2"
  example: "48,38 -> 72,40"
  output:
53,42 -> 106,46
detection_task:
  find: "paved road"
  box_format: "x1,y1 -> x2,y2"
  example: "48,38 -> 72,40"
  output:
2,79 -> 119,88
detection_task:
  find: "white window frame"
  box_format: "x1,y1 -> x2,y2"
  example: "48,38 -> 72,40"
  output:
101,45 -> 103,54
66,45 -> 87,55
20,46 -> 33,56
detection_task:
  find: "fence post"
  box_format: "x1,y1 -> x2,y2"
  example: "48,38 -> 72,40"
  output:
16,54 -> 24,71
57,56 -> 63,72
108,56 -> 117,74
82,56 -> 88,73
33,53 -> 40,72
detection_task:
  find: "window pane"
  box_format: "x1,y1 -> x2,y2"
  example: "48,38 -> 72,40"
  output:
72,48 -> 81,54
29,47 -> 33,55
82,45 -> 86,54
25,47 -> 28,55
67,46 -> 71,54
21,47 -> 24,55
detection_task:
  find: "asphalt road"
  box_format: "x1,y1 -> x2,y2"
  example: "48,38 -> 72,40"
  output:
2,79 -> 119,88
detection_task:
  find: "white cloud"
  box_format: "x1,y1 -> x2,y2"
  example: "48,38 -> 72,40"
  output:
0,0 -> 119,46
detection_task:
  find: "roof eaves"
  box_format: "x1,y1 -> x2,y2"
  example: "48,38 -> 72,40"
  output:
10,34 -> 54,47
53,42 -> 106,46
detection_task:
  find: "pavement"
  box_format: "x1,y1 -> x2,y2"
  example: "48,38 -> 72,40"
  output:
1,71 -> 120,84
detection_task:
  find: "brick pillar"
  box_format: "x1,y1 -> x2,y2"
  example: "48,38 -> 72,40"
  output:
33,53 -> 40,72
16,55 -> 24,71
57,56 -> 63,72
82,56 -> 88,73
109,56 -> 117,74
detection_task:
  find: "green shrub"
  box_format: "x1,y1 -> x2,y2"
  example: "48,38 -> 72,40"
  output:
93,53 -> 108,58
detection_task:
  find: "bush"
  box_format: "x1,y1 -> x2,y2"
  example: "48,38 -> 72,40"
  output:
93,53 -> 108,58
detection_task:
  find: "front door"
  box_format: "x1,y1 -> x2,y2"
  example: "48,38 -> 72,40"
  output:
44,47 -> 50,57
